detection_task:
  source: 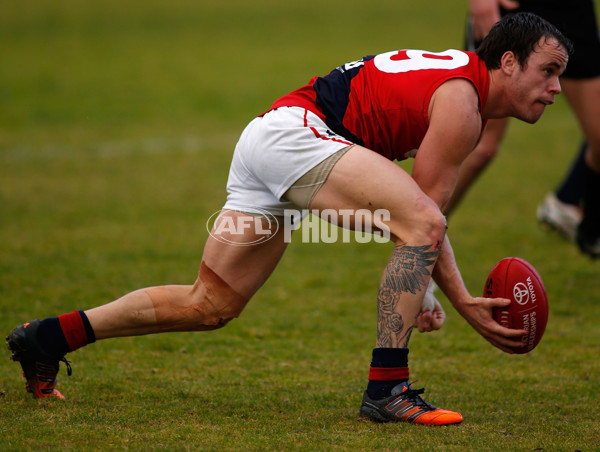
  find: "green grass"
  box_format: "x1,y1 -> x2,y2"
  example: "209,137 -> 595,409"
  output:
1,1 -> 599,450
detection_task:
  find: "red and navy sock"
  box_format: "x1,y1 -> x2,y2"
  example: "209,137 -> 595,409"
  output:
36,310 -> 96,358
366,347 -> 409,400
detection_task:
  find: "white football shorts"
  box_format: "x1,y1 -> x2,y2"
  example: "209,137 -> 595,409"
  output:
223,106 -> 355,216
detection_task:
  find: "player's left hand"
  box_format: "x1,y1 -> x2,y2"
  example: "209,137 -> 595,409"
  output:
416,297 -> 446,332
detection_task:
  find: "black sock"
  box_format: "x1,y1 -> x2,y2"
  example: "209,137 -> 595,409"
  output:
366,348 -> 409,400
556,142 -> 586,206
578,161 -> 600,237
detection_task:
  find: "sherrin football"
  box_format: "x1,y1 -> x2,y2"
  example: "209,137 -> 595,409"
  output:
484,257 -> 548,354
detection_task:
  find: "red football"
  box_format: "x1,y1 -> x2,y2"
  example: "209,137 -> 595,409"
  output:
484,257 -> 548,354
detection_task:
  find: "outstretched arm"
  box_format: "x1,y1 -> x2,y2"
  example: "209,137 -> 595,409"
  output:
412,79 -> 525,351
432,237 -> 525,352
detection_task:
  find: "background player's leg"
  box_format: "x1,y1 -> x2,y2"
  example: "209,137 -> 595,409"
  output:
561,77 -> 600,256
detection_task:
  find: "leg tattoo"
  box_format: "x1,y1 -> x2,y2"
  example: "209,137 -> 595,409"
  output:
377,244 -> 439,348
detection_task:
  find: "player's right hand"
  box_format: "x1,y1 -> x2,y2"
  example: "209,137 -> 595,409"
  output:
456,295 -> 526,353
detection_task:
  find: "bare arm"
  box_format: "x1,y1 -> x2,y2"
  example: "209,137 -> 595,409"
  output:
431,237 -> 525,352
412,79 -> 481,213
412,79 -> 525,352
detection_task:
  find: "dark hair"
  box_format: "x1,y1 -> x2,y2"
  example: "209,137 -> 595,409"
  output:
476,12 -> 573,70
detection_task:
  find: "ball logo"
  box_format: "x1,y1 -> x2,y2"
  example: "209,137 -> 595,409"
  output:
513,282 -> 530,305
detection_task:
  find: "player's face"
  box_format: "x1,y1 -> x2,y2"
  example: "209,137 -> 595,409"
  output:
510,38 -> 569,124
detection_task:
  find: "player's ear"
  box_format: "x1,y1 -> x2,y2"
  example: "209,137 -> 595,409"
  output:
500,51 -> 517,75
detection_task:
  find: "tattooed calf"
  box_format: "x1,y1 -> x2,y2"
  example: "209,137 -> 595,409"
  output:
376,244 -> 439,348
384,244 -> 438,295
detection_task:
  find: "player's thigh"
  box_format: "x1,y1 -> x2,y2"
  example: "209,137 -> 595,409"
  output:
562,77 -> 600,146
202,210 -> 288,299
310,145 -> 443,242
562,77 -> 600,169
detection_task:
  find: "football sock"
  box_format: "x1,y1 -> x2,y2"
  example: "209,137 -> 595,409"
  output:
36,310 -> 96,358
579,161 -> 600,236
366,347 -> 409,400
555,141 -> 585,206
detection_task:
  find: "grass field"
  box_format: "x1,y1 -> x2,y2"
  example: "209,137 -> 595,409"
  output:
1,1 -> 599,450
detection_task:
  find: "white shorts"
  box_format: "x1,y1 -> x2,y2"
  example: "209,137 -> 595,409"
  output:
223,107 -> 354,216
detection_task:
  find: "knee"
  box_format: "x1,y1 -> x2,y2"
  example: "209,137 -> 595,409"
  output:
418,202 -> 447,246
148,263 -> 249,333
187,263 -> 250,330
396,195 -> 447,247
188,288 -> 247,330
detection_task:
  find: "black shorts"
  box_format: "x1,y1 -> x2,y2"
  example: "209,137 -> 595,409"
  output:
466,0 -> 600,79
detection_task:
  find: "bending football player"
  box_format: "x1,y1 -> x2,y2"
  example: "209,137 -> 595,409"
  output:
7,13 -> 571,426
